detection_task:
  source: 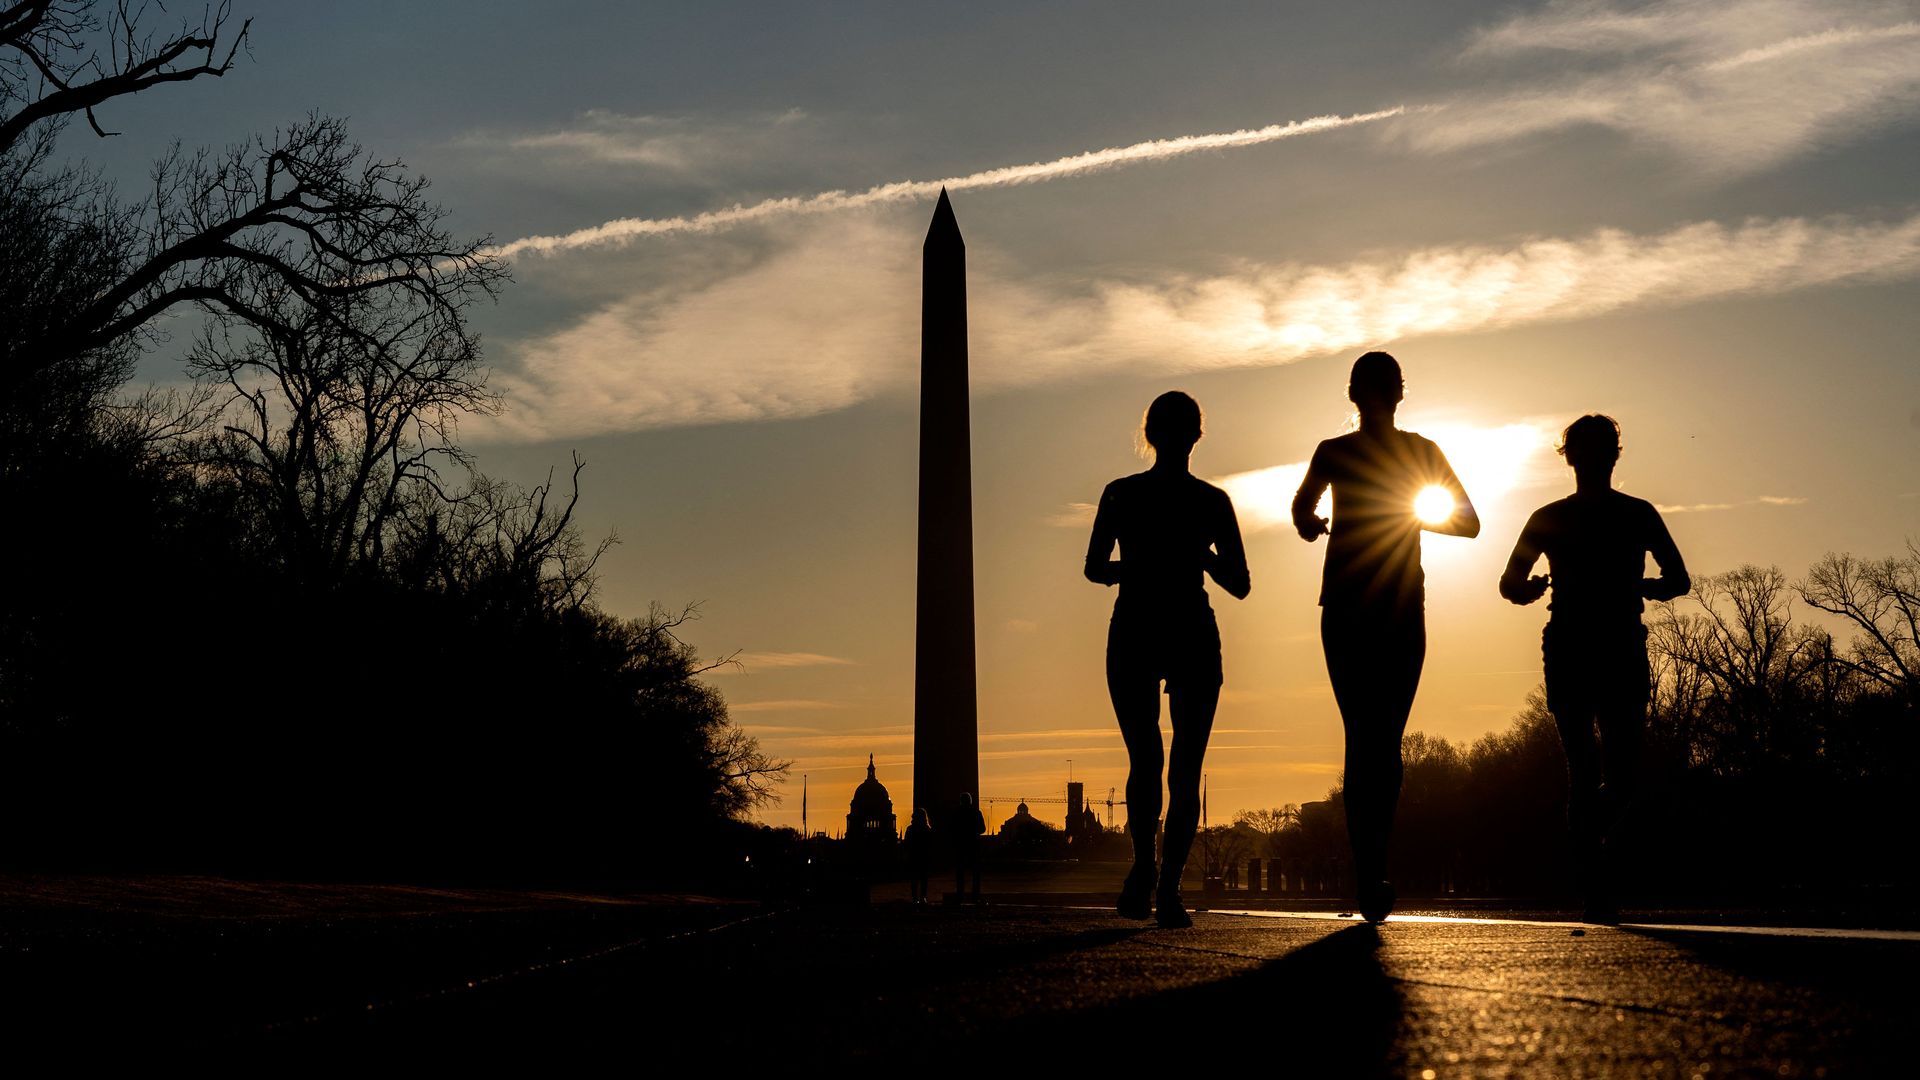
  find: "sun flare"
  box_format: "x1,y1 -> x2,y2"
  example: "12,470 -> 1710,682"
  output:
1414,485 -> 1456,524
1212,420 -> 1548,534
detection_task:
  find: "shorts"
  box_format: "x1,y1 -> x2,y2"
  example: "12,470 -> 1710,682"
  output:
1106,608 -> 1223,693
1542,620 -> 1650,717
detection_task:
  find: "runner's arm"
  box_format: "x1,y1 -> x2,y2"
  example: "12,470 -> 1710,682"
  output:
1643,505 -> 1691,601
1208,490 -> 1252,599
1292,445 -> 1332,541
1499,512 -> 1550,604
1084,485 -> 1123,586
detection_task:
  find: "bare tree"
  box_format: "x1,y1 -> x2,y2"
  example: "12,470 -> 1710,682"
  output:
1193,823 -> 1254,881
1,1 -> 249,152
612,602 -> 790,817
5,2 -> 511,603
186,270 -> 499,587
397,457 -> 615,616
1649,565 -> 1834,772
1234,805 -> 1299,857
3,5 -> 503,398
1800,545 -> 1920,710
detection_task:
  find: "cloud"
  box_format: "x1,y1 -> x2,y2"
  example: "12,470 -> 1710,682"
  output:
980,728 -> 1130,743
475,1 -> 1920,271
484,216 -> 917,437
487,208 -> 1920,439
1467,0 -> 1905,56
727,699 -> 841,713
1656,494 -> 1808,513
1044,502 -> 1098,528
455,108 -> 814,173
488,108 -> 1403,258
718,651 -> 856,673
1214,462 -> 1312,533
1416,0 -> 1920,173
1656,501 -> 1738,513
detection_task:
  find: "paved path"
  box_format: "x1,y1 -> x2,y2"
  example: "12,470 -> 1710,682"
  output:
290,903 -> 1917,1074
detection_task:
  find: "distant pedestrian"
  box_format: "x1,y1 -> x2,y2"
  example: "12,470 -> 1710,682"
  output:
1500,414 -> 1689,924
905,807 -> 934,904
950,793 -> 986,902
1086,390 -> 1250,928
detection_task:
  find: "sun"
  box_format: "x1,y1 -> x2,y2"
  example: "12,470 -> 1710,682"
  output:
1414,485 -> 1456,525
1209,420 -> 1548,535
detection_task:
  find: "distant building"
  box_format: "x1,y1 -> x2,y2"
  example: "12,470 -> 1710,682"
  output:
845,755 -> 898,847
1064,781 -> 1103,842
998,801 -> 1039,838
997,801 -> 1060,852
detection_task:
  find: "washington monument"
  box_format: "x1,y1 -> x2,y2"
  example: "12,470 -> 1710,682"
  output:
913,188 -> 981,821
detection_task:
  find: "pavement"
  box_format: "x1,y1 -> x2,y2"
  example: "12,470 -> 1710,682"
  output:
4,874 -> 1913,1073
291,902 -> 1915,1075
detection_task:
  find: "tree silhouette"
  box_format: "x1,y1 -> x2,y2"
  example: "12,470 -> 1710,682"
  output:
0,1 -> 249,153
1234,805 -> 1299,856
3,5 -> 501,412
1800,545 -> 1920,711
1193,822 -> 1254,882
186,271 -> 500,588
1649,566 -> 1834,775
0,3 -> 788,884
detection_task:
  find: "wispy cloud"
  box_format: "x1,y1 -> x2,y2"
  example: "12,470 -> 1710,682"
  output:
1044,502 -> 1098,528
488,108 -> 1403,258
456,108 -> 814,172
1417,0 -> 1920,173
1214,462 -> 1311,533
1656,501 -> 1738,514
1657,494 -> 1808,513
981,728 -> 1129,743
1704,22 -> 1920,71
488,208 -> 1920,439
478,1 -> 1920,271
728,699 -> 841,713
1468,0 -> 1904,56
721,653 -> 856,668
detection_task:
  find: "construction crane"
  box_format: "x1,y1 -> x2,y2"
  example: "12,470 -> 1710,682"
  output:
980,787 -> 1127,830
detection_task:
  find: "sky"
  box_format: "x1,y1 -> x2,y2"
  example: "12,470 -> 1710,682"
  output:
82,0 -> 1920,832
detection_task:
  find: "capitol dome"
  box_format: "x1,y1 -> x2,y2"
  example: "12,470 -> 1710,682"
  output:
846,755 -> 897,843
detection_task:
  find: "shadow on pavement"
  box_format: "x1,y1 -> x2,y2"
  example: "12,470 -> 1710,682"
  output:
1621,925 -> 1911,1066
1006,923 -> 1403,1072
269,908 -> 1402,1070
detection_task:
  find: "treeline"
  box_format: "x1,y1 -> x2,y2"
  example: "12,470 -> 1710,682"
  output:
0,3 -> 781,883
1232,556 -> 1920,904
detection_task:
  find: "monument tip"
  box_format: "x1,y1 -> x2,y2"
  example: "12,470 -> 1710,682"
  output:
926,187 -> 963,248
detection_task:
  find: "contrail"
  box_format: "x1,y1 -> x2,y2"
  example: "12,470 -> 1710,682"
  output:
491,107 -> 1405,259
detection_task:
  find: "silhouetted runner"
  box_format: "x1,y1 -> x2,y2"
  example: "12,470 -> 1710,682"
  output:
1500,414 -> 1689,924
1292,352 -> 1478,923
1086,391 -> 1250,928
